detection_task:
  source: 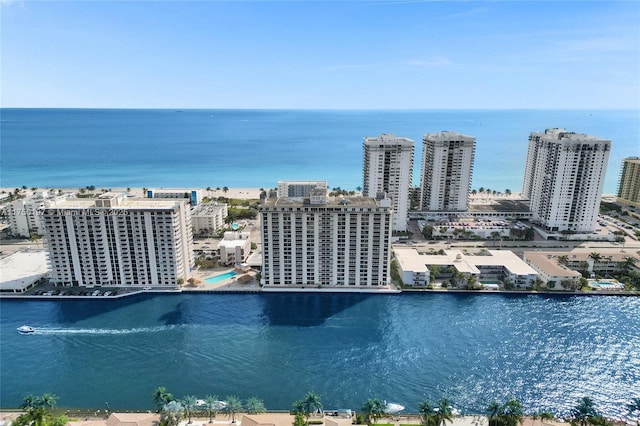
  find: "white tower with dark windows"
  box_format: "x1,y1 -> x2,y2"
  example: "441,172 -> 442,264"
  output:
420,131 -> 476,211
363,134 -> 414,232
522,128 -> 611,232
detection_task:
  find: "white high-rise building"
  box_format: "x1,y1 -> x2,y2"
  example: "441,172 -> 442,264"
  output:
260,188 -> 392,287
522,128 -> 611,232
363,134 -> 414,231
420,131 -> 476,211
4,191 -> 71,237
41,193 -> 194,287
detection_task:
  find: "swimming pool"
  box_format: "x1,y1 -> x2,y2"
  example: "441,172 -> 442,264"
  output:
231,223 -> 240,230
205,271 -> 238,284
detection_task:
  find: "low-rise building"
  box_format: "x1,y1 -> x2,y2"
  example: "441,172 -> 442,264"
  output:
218,231 -> 252,266
522,251 -> 582,290
394,247 -> 538,289
147,188 -> 202,206
0,250 -> 49,293
191,203 -> 228,236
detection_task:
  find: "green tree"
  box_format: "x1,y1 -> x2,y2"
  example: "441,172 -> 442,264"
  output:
182,395 -> 197,424
245,397 -> 266,414
360,399 -> 385,425
293,412 -> 307,426
204,395 -> 221,423
14,394 -> 64,426
154,387 -> 174,412
486,399 -> 523,426
418,400 -> 436,426
224,395 -> 243,423
294,392 -> 323,420
429,265 -> 440,285
570,397 -> 599,426
160,401 -> 184,426
434,399 -> 454,426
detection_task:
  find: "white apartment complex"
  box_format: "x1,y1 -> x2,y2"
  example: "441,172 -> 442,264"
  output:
363,134 -> 414,232
41,194 -> 194,287
420,131 -> 476,212
4,191 -> 72,237
260,189 -> 393,287
219,231 -> 252,266
191,202 -> 228,236
277,180 -> 327,199
522,128 -> 611,232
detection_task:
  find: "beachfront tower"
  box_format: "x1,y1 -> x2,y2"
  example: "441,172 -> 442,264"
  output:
617,157 -> 640,208
363,134 -> 414,232
260,189 -> 393,288
41,193 -> 194,287
420,131 -> 476,212
522,128 -> 611,233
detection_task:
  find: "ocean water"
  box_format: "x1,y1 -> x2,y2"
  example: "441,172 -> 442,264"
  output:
1,293 -> 639,416
1,109 -> 638,193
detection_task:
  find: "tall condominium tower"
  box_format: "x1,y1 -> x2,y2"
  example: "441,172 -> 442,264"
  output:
41,193 -> 194,287
522,128 -> 611,232
420,131 -> 476,211
363,133 -> 414,231
617,157 -> 640,207
260,189 -> 392,287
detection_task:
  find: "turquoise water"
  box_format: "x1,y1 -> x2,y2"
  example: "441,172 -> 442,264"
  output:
1,293 -> 638,416
1,109 -> 637,193
204,271 -> 238,284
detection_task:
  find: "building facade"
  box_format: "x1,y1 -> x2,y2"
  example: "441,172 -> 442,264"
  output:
260,190 -> 393,287
420,131 -> 476,212
147,188 -> 202,206
522,128 -> 611,232
363,134 -> 414,232
219,231 -> 252,266
277,181 -> 327,199
41,194 -> 194,287
191,203 -> 228,236
617,157 -> 640,207
4,191 -> 71,237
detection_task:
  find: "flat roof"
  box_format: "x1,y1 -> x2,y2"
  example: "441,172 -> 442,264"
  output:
0,250 -> 48,291
44,197 -> 185,210
394,247 -> 538,276
263,195 -> 387,209
522,252 -> 582,278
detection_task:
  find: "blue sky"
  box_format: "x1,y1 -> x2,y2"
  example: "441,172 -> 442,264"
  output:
1,1 -> 639,109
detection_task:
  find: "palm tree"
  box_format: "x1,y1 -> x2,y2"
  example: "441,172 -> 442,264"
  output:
245,397 -> 266,414
434,399 -> 454,426
224,395 -> 243,423
539,411 -> 555,425
429,265 -> 440,285
486,399 -> 523,426
223,186 -> 229,195
360,399 -> 385,425
418,400 -> 436,426
588,253 -> 602,273
295,391 -> 323,419
486,401 -> 501,426
557,255 -> 569,266
627,398 -> 640,425
505,189 -> 511,196
161,401 -> 184,426
204,395 -> 220,423
182,395 -> 197,424
153,386 -> 174,411
570,397 -> 599,426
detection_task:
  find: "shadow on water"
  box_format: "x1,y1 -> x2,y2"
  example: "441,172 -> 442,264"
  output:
51,293 -> 153,323
260,292 -> 370,326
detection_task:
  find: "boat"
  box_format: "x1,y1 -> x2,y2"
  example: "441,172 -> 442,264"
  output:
383,401 -> 404,413
17,326 -> 35,334
195,399 -> 227,409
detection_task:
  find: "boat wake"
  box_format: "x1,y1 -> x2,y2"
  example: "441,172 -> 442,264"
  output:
25,325 -> 178,335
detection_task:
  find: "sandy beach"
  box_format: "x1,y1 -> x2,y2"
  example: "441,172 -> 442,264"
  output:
1,187 -> 265,201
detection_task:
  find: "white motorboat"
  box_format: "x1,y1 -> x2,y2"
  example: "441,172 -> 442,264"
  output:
17,326 -> 35,334
383,401 -> 404,413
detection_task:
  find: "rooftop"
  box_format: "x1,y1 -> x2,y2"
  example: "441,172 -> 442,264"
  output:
262,195 -> 389,209
0,250 -> 48,292
43,197 -> 187,210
